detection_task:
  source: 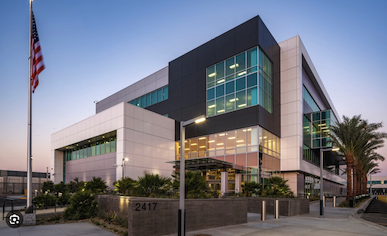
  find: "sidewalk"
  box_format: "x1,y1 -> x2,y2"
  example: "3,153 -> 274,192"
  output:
165,198 -> 387,236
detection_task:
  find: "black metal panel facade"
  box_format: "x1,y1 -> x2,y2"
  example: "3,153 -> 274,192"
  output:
148,16 -> 280,140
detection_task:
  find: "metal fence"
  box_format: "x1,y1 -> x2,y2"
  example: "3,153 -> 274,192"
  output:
0,182 -> 44,195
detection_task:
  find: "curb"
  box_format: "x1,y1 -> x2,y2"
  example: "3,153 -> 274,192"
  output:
349,196 -> 374,218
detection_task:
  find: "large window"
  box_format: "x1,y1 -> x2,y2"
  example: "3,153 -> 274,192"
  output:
303,86 -> 320,112
206,47 -> 273,117
62,131 -> 117,161
129,85 -> 168,108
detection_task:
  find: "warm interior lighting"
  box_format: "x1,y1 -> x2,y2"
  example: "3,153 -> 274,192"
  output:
332,147 -> 340,152
195,117 -> 206,124
217,79 -> 225,84
208,140 -> 215,143
185,148 -> 190,150
199,146 -> 206,148
218,133 -> 225,136
124,157 -> 129,161
191,143 -> 197,146
208,72 -> 216,77
236,140 -> 244,143
263,136 -> 267,139
229,98 -> 239,102
228,137 -> 235,139
238,104 -> 247,107
247,128 -> 251,131
229,64 -> 239,69
199,137 -> 206,140
208,104 -> 215,108
217,143 -> 224,146
217,109 -> 225,113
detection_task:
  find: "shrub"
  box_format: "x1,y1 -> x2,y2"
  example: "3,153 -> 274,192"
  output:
42,181 -> 55,193
66,178 -> 85,193
63,190 -> 98,220
136,172 -> 171,197
172,171 -> 209,198
56,192 -> 71,206
32,193 -> 57,208
113,177 -> 137,195
85,177 -> 108,194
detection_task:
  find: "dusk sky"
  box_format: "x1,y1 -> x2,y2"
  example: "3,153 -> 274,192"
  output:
1,0 -> 387,176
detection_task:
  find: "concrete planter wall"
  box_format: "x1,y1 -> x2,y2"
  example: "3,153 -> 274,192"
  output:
247,197 -> 309,216
97,195 -> 247,236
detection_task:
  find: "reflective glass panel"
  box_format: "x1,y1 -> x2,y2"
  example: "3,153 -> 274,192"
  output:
207,100 -> 215,116
216,84 -> 224,98
236,90 -> 246,109
247,87 -> 258,106
225,57 -> 235,76
207,66 -> 215,83
216,62 -> 224,79
216,97 -> 225,114
247,48 -> 257,68
225,81 -> 234,94
236,77 -> 246,91
207,88 -> 215,100
236,52 -> 245,72
163,86 -> 168,100
225,94 -> 235,112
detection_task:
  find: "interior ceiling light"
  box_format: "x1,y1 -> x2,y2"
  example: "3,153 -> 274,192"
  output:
237,71 -> 246,76
208,140 -> 215,143
217,79 -> 225,84
217,110 -> 225,113
229,63 -> 239,69
208,105 -> 215,108
228,137 -> 235,139
218,133 -> 225,136
236,140 -> 244,143
208,73 -> 216,77
199,137 -> 206,140
191,143 -> 197,146
238,104 -> 247,107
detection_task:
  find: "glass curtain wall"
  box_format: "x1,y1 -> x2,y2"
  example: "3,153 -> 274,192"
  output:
63,131 -> 117,161
206,47 -> 273,117
129,85 -> 168,108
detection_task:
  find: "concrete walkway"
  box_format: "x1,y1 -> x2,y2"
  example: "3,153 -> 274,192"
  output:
0,207 -> 116,236
166,198 -> 387,236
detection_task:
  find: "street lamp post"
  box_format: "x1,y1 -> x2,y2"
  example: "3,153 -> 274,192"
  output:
179,115 -> 206,236
320,147 -> 339,218
122,157 -> 129,179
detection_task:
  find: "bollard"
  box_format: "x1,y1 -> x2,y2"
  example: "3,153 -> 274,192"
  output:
275,200 -> 279,219
333,196 -> 336,207
323,196 -> 326,208
261,201 -> 266,221
2,203 -> 4,220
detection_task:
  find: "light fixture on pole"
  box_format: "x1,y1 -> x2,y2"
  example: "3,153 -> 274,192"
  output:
179,115 -> 206,236
320,147 -> 339,218
122,157 -> 129,179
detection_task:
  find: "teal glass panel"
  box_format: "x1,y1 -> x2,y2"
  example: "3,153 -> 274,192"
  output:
101,143 -> 106,155
226,75 -> 234,82
247,87 -> 257,106
216,62 -> 224,79
96,144 -> 100,155
259,49 -> 263,68
87,147 -> 91,157
247,66 -> 257,74
321,138 -> 330,147
111,140 -> 116,152
247,48 -> 257,68
106,142 -> 111,153
130,100 -> 136,105
207,100 -> 215,116
236,70 -> 247,78
216,77 -> 225,85
146,94 -> 151,106
91,145 -> 96,156
157,88 -> 163,102
151,91 -> 157,105
259,74 -> 263,87
313,139 -> 320,148
163,86 -> 168,100
312,121 -> 321,138
207,81 -> 215,88
225,81 -> 234,94
136,98 -> 141,107
216,97 -> 225,114
141,96 -> 146,108
236,77 -> 246,91
236,52 -> 245,72
313,113 -> 320,121
247,73 -> 257,87
216,84 -> 224,98
259,88 -> 263,106
207,66 -> 215,83
225,57 -> 235,76
236,90 -> 246,109
226,94 -> 235,112
207,88 -> 215,100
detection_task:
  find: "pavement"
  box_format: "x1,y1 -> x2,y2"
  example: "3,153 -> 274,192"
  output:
1,197 -> 386,236
166,197 -> 387,236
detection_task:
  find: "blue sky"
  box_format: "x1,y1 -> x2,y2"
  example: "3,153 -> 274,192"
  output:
1,0 -> 387,176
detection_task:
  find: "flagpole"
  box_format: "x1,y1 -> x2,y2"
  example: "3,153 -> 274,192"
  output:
27,0 -> 33,208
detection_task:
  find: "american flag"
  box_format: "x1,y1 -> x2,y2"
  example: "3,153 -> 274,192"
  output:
31,11 -> 45,93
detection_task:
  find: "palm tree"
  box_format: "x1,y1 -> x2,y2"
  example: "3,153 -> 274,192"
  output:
330,115 -> 386,200
172,171 -> 208,198
136,172 -> 171,197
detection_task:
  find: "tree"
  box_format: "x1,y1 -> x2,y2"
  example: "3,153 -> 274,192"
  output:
330,115 -> 386,200
85,177 -> 108,194
113,177 -> 137,195
172,171 -> 208,198
63,190 -> 98,220
262,177 -> 294,198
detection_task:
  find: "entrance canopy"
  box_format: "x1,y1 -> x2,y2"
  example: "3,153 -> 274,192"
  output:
168,157 -> 243,172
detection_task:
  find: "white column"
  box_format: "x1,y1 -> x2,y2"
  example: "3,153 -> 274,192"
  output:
221,171 -> 228,195
235,173 -> 242,193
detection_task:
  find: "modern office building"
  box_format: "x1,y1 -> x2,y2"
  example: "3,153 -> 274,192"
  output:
51,16 -> 346,196
0,169 -> 49,194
